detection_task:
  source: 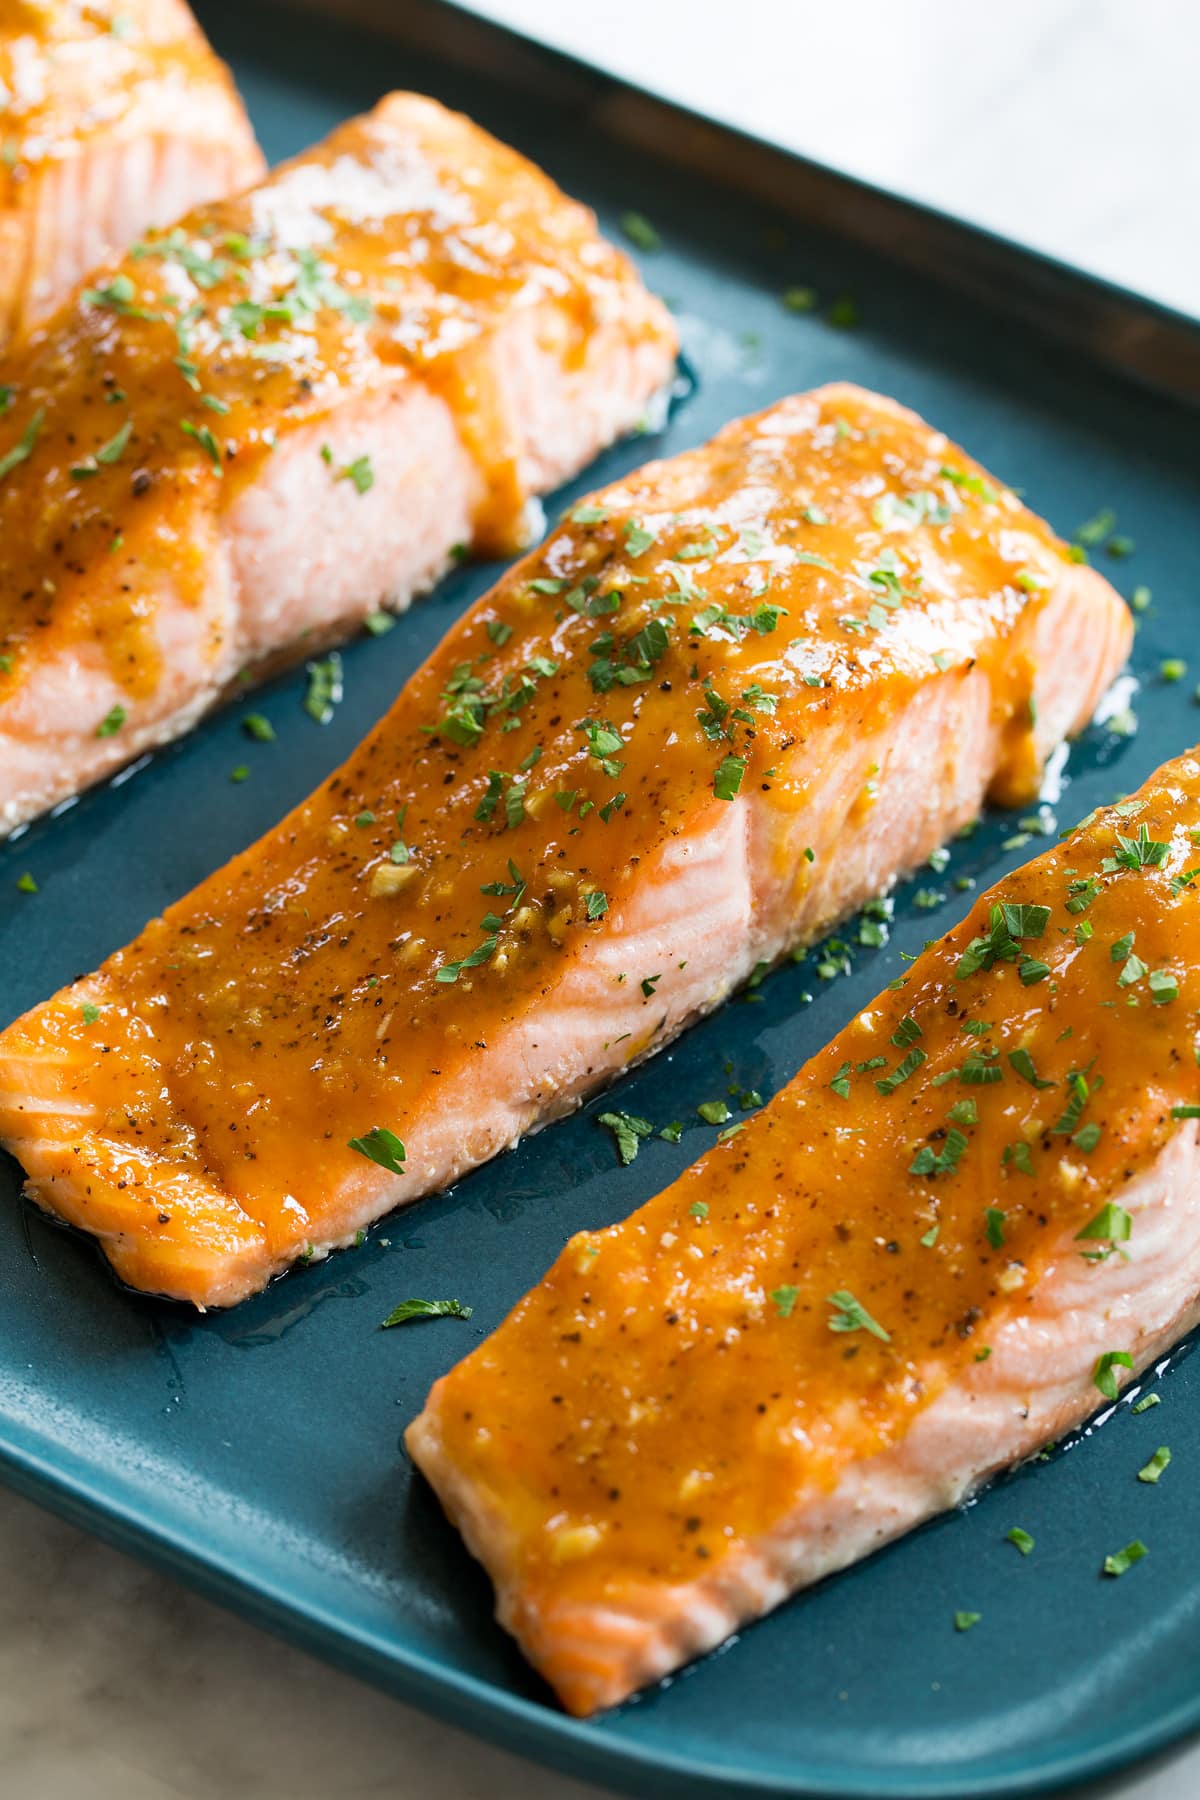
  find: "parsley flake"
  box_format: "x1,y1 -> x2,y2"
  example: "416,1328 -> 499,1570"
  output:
827,1289 -> 890,1341
348,1127 -> 406,1174
1137,1446 -> 1171,1484
1094,1349 -> 1133,1402
598,1110 -> 654,1166
382,1297 -> 472,1328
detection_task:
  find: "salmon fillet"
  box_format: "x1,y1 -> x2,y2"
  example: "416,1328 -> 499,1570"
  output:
0,90 -> 677,830
0,0 -> 264,347
408,747 -> 1200,1715
0,385 -> 1128,1307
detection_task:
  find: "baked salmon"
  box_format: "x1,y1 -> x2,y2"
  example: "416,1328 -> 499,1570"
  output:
408,746 -> 1200,1715
0,90 -> 677,831
0,0 -> 264,347
0,384 -> 1129,1307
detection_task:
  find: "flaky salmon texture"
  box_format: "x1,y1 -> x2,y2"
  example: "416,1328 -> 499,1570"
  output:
0,89 -> 677,829
0,0 -> 264,346
409,748 -> 1200,1716
0,385 -> 1129,1309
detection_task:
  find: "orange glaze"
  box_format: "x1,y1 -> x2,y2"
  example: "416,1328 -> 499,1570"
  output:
414,752 -> 1200,1682
0,385 -> 1124,1301
0,1 -> 232,158
0,89 -> 662,695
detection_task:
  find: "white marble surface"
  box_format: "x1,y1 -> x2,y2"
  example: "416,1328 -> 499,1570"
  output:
5,4 -> 1200,1798
466,0 -> 1200,321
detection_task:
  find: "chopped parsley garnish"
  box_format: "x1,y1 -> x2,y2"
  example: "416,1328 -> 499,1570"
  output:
1132,1393 -> 1162,1413
338,454 -> 374,494
598,1111 -> 654,1166
181,419 -> 223,473
0,407 -> 44,483
1137,1446 -> 1171,1484
585,890 -> 609,921
588,617 -> 669,691
436,921 -> 500,983
713,753 -> 747,801
1008,1047 -> 1054,1088
304,653 -> 343,724
1003,1140 -> 1034,1177
1075,1202 -> 1131,1259
81,1003 -> 101,1025
83,273 -> 156,317
698,1100 -> 730,1126
690,601 -> 787,643
619,211 -> 660,252
910,1127 -> 969,1179
242,713 -> 275,742
941,464 -> 997,503
1094,1349 -> 1133,1402
892,1015 -> 922,1047
95,705 -> 127,738
1104,822 -> 1168,871
1149,969 -> 1179,1005
954,1611 -> 982,1632
689,1199 -> 708,1220
1076,507 -> 1117,547
1065,876 -> 1101,914
876,1047 -> 926,1095
955,901 -> 1048,980
1103,1540 -> 1147,1577
381,1297 -> 472,1328
16,872 -> 37,894
71,417 -> 132,478
576,718 -> 624,776
827,1289 -> 890,1342
1006,1527 -> 1035,1556
1052,1070 -> 1096,1138
771,1285 -> 799,1319
347,1127 -> 406,1174
364,610 -> 394,636
984,1206 -> 1006,1249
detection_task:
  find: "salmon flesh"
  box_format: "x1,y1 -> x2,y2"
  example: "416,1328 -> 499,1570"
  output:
0,0 -> 264,347
408,746 -> 1200,1715
0,385 -> 1129,1308
0,89 -> 678,830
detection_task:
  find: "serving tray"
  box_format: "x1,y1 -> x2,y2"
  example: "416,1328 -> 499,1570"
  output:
2,4 -> 1199,1796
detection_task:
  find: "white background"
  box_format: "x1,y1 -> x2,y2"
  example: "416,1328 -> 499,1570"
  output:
5,3 -> 1200,1797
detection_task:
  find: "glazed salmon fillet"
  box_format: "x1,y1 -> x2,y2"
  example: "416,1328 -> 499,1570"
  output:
0,91 -> 677,831
408,748 -> 1200,1715
0,0 -> 264,347
0,385 -> 1129,1307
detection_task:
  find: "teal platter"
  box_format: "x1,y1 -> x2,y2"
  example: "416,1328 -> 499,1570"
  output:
1,4 -> 1199,1795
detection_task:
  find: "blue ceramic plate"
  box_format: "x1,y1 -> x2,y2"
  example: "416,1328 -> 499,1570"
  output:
2,6 -> 1199,1796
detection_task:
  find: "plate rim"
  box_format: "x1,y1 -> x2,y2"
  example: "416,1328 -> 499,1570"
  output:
0,1418 -> 1196,1800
